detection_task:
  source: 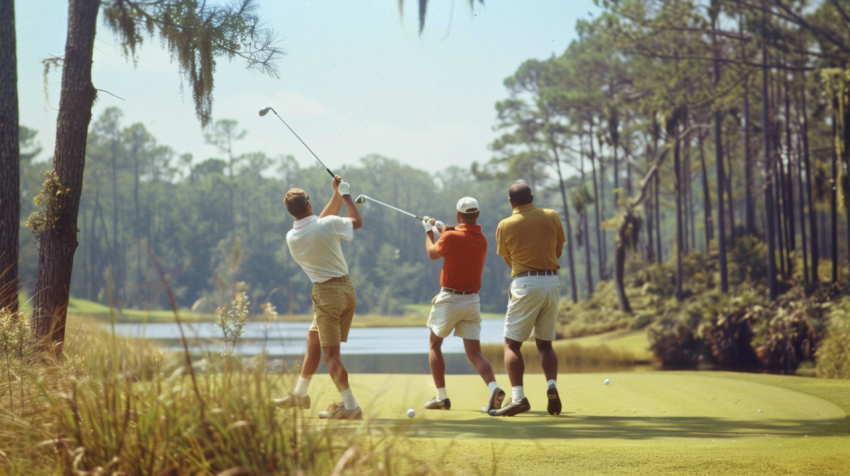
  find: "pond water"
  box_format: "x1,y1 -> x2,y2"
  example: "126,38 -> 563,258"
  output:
107,319 -> 639,374
108,319 -> 507,356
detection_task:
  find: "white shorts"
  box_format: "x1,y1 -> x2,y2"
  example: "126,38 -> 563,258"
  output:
427,291 -> 482,340
504,276 -> 561,342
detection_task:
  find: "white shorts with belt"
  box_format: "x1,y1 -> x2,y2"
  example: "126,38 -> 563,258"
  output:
504,275 -> 561,342
427,290 -> 481,340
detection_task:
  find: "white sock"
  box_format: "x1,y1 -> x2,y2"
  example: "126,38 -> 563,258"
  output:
340,388 -> 358,410
437,387 -> 448,401
547,379 -> 557,389
512,386 -> 524,402
293,377 -> 311,397
487,381 -> 499,393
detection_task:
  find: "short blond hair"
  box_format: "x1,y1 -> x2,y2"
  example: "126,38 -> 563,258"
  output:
285,188 -> 309,217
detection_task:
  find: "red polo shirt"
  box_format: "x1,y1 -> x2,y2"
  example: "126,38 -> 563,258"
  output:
434,224 -> 487,293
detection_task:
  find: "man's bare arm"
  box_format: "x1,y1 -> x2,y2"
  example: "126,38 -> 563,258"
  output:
425,230 -> 441,260
341,194 -> 363,230
319,175 -> 344,218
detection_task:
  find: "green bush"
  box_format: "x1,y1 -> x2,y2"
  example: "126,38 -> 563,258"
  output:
816,297 -> 850,378
648,313 -> 701,369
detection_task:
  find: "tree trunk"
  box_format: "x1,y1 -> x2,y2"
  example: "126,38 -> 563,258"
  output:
775,154 -> 788,279
783,73 -> 796,258
614,224 -> 632,313
584,212 -> 593,297
843,105 -> 850,283
796,133 -> 809,282
655,166 -> 662,263
647,172 -> 655,263
697,131 -> 713,251
598,134 -> 608,278
712,17 -> 729,293
32,0 -> 100,354
744,84 -> 755,236
761,5 -> 778,300
831,117 -> 839,284
589,118 -> 605,283
674,124 -> 684,302
725,136 -> 735,239
800,81 -> 818,281
551,143 -> 578,303
0,0 -> 20,312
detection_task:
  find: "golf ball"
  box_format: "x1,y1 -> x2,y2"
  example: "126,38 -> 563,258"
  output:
407,409 -> 415,418
604,379 -> 610,385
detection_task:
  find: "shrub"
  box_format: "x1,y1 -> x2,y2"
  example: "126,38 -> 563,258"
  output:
816,297 -> 850,378
648,314 -> 701,369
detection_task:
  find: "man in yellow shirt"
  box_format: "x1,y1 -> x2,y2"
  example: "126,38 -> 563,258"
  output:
490,182 -> 564,417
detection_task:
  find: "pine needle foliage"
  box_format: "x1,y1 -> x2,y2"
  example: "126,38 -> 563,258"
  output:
102,0 -> 282,127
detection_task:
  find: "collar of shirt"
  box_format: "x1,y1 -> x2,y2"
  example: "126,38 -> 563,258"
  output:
511,203 -> 536,215
293,215 -> 318,230
453,224 -> 481,234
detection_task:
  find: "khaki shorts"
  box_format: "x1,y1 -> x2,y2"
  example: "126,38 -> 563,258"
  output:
504,275 -> 560,342
427,291 -> 481,340
309,276 -> 356,347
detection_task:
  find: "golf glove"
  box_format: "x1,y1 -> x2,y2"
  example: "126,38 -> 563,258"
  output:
434,220 -> 445,230
422,217 -> 434,233
337,181 -> 351,196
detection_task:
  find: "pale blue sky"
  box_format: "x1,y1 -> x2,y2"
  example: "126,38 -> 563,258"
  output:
17,0 -> 598,174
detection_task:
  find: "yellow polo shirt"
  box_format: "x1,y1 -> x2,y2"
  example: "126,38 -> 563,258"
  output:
495,204 -> 566,277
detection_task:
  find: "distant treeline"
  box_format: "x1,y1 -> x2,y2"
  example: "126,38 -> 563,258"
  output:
17,110 -> 625,315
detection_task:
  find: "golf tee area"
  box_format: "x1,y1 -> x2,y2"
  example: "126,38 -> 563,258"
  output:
302,372 -> 850,475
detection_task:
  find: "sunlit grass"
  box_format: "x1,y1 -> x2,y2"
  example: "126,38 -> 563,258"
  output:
0,313 -> 440,475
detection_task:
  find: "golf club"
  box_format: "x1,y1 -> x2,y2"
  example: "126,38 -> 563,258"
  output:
354,195 -> 433,222
259,106 -> 335,178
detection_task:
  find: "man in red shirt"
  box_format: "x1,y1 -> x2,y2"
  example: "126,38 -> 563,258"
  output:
421,197 -> 505,413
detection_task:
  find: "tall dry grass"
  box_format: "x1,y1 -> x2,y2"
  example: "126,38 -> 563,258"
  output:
480,341 -> 637,373
0,312 -> 439,475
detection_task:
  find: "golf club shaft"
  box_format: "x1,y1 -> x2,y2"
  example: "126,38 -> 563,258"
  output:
363,196 -> 422,220
270,108 -> 335,178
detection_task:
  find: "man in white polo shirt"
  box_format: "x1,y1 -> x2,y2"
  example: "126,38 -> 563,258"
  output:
274,175 -> 364,420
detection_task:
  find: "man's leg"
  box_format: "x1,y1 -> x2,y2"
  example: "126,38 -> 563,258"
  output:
429,331 -> 446,389
322,344 -> 350,391
464,338 -> 505,412
504,338 -> 524,388
463,338 -> 496,384
536,338 -> 557,382
274,330 -> 320,408
301,330 -> 322,378
489,337 -> 530,416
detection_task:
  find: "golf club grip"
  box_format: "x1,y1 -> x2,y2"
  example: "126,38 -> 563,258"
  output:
326,168 -> 335,178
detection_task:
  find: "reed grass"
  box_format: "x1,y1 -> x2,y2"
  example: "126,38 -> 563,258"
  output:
480,341 -> 638,373
0,313 -> 441,475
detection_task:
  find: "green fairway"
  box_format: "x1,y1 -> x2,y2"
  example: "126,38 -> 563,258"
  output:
293,372 -> 850,475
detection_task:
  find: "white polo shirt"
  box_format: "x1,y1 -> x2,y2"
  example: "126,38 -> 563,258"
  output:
286,215 -> 354,283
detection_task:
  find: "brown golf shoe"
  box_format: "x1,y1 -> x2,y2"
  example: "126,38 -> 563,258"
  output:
273,393 -> 311,410
318,402 -> 363,420
424,398 -> 451,410
547,387 -> 562,415
482,387 -> 506,413
489,397 -> 530,417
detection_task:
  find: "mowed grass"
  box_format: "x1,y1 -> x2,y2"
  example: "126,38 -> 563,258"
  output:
293,372 -> 850,475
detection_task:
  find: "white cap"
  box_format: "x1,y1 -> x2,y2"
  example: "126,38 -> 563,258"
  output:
456,196 -> 480,213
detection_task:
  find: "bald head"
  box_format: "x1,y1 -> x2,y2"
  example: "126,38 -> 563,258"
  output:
508,182 -> 533,207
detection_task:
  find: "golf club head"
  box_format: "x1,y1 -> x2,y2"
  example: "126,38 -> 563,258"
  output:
353,195 -> 367,205
259,107 -> 272,117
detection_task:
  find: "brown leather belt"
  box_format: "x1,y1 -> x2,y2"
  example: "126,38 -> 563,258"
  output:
442,287 -> 478,295
513,270 -> 558,278
320,275 -> 350,284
